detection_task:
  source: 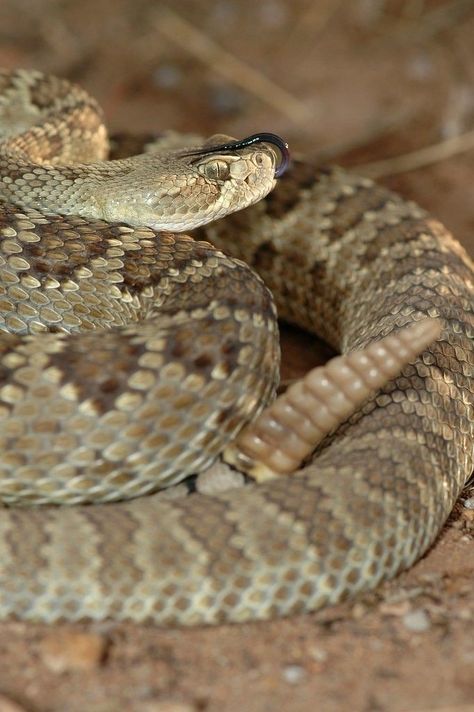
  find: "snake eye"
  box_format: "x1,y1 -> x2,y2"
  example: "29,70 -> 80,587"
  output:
199,159 -> 231,181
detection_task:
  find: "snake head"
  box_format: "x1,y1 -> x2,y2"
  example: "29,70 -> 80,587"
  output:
97,133 -> 289,232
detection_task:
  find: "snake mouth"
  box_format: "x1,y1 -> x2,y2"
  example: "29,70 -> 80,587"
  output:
182,133 -> 290,178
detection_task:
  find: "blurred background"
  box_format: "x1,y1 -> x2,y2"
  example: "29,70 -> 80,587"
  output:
0,0 -> 472,251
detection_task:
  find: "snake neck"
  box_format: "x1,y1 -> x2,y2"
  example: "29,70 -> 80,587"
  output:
0,146 -> 114,220
0,148 -> 186,228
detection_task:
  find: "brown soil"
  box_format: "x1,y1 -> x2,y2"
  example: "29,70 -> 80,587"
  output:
0,2 -> 473,711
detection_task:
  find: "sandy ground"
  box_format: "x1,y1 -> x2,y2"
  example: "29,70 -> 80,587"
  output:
0,1 -> 473,711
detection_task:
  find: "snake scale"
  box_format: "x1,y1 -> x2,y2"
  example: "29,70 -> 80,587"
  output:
0,69 -> 472,624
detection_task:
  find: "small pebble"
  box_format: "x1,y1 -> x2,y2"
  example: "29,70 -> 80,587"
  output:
39,630 -> 108,672
307,644 -> 328,663
135,703 -> 196,712
196,462 -> 245,495
152,64 -> 182,89
209,86 -> 245,115
379,600 -> 412,617
282,664 -> 306,684
402,609 -> 431,633
406,54 -> 434,81
259,0 -> 288,28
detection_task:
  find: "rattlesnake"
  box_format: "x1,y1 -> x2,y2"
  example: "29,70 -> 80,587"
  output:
0,69 -> 472,624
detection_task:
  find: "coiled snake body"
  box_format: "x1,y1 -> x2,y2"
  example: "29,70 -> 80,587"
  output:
0,69 -> 472,624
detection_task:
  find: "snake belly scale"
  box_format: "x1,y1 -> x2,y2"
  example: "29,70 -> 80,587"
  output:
0,68 -> 472,625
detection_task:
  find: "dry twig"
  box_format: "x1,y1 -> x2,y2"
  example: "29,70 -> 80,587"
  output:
357,128 -> 474,178
155,6 -> 312,126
